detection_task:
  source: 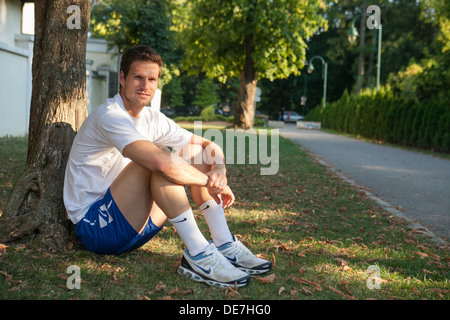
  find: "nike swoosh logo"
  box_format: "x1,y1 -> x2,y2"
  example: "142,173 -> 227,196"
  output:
194,264 -> 211,274
202,205 -> 210,210
226,256 -> 238,263
172,218 -> 187,223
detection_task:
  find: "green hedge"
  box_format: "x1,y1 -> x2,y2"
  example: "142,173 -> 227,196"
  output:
306,89 -> 450,152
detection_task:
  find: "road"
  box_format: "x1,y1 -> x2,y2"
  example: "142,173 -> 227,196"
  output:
279,124 -> 450,242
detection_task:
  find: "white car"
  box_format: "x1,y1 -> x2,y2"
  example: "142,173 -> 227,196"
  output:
283,111 -> 304,123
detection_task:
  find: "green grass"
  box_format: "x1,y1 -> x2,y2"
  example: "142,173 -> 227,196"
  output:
0,132 -> 449,300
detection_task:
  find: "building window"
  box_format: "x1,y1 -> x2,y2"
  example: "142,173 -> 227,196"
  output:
22,2 -> 35,35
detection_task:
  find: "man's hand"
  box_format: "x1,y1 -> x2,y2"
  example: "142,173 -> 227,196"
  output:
207,184 -> 235,209
220,185 -> 235,209
206,169 -> 234,208
206,167 -> 227,191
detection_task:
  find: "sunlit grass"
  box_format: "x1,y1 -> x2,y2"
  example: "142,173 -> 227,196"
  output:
0,132 -> 448,300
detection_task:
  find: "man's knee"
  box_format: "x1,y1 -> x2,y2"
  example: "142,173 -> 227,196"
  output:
178,144 -> 206,167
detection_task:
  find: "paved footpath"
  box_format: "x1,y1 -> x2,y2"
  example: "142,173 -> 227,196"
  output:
279,124 -> 450,243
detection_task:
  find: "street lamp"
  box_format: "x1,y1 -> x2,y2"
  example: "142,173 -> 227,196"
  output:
348,14 -> 382,91
307,55 -> 328,109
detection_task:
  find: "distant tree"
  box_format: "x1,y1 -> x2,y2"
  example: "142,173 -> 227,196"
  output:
260,0 -> 439,113
90,0 -> 181,85
387,0 -> 449,105
192,78 -> 220,110
174,0 -> 327,129
163,77 -> 185,108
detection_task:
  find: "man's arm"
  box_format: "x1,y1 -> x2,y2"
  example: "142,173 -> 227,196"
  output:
122,135 -> 234,207
189,134 -> 227,190
122,139 -> 209,187
188,134 -> 234,207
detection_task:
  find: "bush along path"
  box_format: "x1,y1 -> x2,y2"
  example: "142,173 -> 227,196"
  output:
307,89 -> 450,153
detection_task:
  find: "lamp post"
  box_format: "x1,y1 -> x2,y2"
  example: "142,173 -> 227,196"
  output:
307,55 -> 328,109
348,14 -> 382,91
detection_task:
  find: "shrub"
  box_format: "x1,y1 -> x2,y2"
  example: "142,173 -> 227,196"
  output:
200,106 -> 216,122
306,89 -> 450,152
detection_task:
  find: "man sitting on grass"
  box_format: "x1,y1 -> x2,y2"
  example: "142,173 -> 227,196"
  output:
63,44 -> 271,288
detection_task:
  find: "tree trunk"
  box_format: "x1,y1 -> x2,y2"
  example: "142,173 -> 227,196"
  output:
234,33 -> 257,130
0,0 -> 90,251
355,3 -> 367,94
366,30 -> 376,88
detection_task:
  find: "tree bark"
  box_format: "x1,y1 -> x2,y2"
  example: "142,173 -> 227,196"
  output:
366,29 -> 376,87
234,33 -> 258,130
0,0 -> 90,251
355,2 -> 367,94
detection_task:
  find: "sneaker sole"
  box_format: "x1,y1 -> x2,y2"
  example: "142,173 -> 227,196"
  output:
234,262 -> 272,275
177,263 -> 250,288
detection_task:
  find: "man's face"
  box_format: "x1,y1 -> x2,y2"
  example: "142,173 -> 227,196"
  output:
119,60 -> 160,110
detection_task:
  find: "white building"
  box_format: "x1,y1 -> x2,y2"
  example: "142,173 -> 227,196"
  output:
0,0 -> 160,137
0,0 -> 33,137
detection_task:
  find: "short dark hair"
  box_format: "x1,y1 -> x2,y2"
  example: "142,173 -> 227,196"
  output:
120,45 -> 163,79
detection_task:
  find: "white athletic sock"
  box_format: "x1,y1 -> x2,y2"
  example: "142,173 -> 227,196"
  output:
200,199 -> 233,247
169,208 -> 209,256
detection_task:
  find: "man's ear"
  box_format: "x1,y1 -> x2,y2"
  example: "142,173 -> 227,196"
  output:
119,70 -> 125,87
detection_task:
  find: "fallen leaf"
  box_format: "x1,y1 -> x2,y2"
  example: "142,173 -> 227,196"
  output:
278,286 -> 286,295
342,265 -> 353,272
342,284 -> 354,297
328,285 -> 344,295
271,253 -> 277,268
328,285 -> 356,300
414,251 -> 428,259
59,274 -> 69,281
224,284 -> 240,298
428,253 -> 440,260
302,287 -> 313,295
257,274 -> 276,283
0,243 -> 8,252
256,228 -> 272,234
292,277 -> 313,286
335,258 -> 348,267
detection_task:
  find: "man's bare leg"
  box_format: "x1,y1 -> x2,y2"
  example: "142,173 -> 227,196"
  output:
110,161 -> 190,232
110,159 -> 210,255
178,144 -> 234,246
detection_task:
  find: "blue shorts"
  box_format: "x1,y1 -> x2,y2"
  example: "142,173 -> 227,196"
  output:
75,188 -> 163,255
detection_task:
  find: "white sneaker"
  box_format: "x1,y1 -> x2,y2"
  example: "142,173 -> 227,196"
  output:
178,243 -> 251,288
217,236 -> 272,275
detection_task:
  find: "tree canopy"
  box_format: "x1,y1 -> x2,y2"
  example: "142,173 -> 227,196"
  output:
89,0 -> 449,121
90,0 -> 181,85
258,0 -> 449,117
172,0 -> 328,128
173,0 -> 327,82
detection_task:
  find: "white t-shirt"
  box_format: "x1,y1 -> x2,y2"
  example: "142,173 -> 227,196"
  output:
63,94 -> 193,224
